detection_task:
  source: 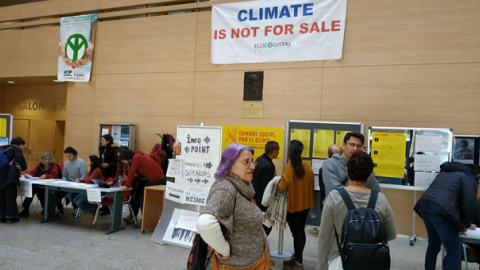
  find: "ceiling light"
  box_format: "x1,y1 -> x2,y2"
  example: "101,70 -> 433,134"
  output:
7,81 -> 14,84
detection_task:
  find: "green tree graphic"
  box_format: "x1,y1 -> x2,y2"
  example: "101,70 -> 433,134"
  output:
65,34 -> 88,62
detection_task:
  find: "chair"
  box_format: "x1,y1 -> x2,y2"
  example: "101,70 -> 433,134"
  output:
92,190 -> 136,226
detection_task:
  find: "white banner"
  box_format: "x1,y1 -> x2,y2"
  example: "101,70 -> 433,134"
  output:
57,14 -> 97,82
211,0 -> 347,64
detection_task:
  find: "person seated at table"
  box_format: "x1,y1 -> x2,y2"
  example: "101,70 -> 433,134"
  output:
63,146 -> 87,215
73,155 -> 104,215
118,149 -> 164,226
18,153 -> 61,217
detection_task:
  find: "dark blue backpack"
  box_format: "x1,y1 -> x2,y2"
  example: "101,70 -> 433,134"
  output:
0,146 -> 14,171
335,187 -> 390,270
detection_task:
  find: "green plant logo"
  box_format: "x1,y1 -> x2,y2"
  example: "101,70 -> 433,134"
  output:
65,34 -> 88,62
267,42 -> 273,48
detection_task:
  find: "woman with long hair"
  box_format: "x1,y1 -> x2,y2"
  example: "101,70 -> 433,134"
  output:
278,140 -> 314,270
74,155 -> 104,214
196,143 -> 269,269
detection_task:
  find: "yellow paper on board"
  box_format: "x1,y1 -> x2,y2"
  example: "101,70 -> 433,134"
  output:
0,118 -> 6,137
290,129 -> 311,158
335,130 -> 352,147
371,132 -> 407,178
313,129 -> 334,158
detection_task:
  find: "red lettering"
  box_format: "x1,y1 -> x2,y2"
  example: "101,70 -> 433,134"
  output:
273,25 -> 283,35
310,22 -> 320,33
231,28 -> 240,38
331,20 -> 341,31
299,23 -> 309,34
285,24 -> 294,35
265,25 -> 273,36
321,21 -> 330,32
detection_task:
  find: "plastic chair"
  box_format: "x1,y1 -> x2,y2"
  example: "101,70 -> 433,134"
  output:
92,190 -> 135,226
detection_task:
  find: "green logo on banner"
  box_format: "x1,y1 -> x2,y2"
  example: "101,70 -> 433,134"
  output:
65,34 -> 88,62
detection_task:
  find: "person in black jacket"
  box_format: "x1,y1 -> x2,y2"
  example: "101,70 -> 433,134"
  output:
0,137 -> 27,223
251,140 -> 279,236
98,134 -> 118,180
414,162 -> 479,270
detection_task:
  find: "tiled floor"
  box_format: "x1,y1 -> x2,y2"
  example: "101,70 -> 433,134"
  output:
0,199 -> 477,270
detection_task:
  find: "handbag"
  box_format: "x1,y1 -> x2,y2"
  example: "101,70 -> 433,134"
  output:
186,233 -> 212,270
211,233 -> 270,270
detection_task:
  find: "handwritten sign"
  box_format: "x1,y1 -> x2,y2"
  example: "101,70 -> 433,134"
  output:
415,135 -> 442,154
414,172 -> 438,188
169,125 -> 222,206
166,158 -> 184,178
371,132 -> 407,178
86,188 -> 102,202
414,154 -> 440,172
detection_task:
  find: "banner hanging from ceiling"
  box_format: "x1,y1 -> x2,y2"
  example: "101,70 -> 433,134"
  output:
57,14 -> 97,82
211,0 -> 347,64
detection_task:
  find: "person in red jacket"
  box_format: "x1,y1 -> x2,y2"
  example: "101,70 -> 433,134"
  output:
119,149 -> 164,225
73,155 -> 104,214
18,153 -> 61,217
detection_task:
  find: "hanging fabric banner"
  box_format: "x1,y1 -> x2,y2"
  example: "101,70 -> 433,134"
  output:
57,14 -> 97,82
211,0 -> 347,64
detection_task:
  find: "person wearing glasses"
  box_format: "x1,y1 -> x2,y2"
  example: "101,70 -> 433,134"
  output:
196,143 -> 269,269
322,132 -> 380,196
279,140 -> 315,270
18,153 -> 61,217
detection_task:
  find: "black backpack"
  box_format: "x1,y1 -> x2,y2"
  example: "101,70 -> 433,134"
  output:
335,187 -> 390,270
186,233 -> 211,270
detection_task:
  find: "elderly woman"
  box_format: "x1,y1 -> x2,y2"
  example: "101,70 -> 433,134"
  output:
317,151 -> 397,270
279,140 -> 314,270
196,143 -> 269,269
0,137 -> 27,223
18,153 -> 61,217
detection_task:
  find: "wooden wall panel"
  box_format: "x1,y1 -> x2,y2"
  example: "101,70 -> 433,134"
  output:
20,0 -> 100,20
0,5 -> 21,23
93,73 -> 194,117
94,14 -> 197,75
0,29 -> 20,78
321,64 -> 480,124
326,0 -> 480,67
64,113 -> 94,162
18,26 -> 59,77
194,12 -> 324,72
66,77 -> 96,115
3,84 -> 67,120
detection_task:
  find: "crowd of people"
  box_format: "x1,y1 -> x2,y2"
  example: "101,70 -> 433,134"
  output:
0,134 -> 165,228
1,131 -> 479,270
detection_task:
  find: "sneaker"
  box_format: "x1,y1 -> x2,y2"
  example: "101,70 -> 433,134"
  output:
124,217 -> 135,225
6,217 -> 20,223
283,255 -> 295,266
123,214 -> 133,221
18,209 -> 29,217
293,262 -> 304,270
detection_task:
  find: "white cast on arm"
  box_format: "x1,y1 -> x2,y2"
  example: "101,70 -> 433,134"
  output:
196,213 -> 230,256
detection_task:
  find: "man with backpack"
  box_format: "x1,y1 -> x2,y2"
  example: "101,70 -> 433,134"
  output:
0,137 -> 27,223
317,151 -> 397,270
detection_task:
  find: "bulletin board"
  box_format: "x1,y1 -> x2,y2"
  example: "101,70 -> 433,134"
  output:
368,127 -> 453,188
285,120 -> 365,226
98,123 -> 135,150
0,114 -> 13,146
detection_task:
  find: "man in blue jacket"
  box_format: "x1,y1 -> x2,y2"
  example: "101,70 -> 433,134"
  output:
414,162 -> 480,270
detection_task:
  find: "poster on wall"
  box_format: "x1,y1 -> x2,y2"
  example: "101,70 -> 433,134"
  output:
371,132 -> 407,178
57,14 -> 97,82
211,0 -> 347,64
166,125 -> 222,206
222,125 -> 284,159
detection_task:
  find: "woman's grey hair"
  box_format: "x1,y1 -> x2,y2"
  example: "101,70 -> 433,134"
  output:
41,153 -> 54,163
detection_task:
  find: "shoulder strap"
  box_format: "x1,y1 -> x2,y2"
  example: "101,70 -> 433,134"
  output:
367,191 -> 379,209
337,187 -> 356,210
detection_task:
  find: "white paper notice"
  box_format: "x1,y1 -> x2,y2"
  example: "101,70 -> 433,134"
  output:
314,174 -> 320,191
414,154 -> 441,172
166,158 -> 184,178
183,185 -> 209,206
166,182 -> 184,203
311,159 -> 325,175
414,172 -> 438,188
415,135 -> 442,154
18,181 -> 32,197
86,188 -> 102,202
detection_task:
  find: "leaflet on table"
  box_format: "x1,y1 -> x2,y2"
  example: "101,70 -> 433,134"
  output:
87,188 -> 102,202
18,181 -> 32,197
465,228 -> 480,237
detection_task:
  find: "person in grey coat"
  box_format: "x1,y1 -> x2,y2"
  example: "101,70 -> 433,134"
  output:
322,132 -> 380,195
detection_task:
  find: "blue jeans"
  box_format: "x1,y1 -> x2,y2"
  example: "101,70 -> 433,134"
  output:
421,212 -> 461,270
73,193 -> 97,214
